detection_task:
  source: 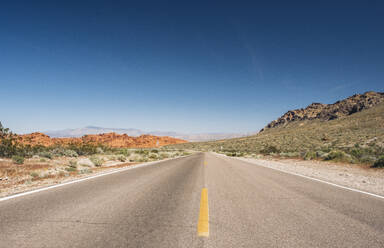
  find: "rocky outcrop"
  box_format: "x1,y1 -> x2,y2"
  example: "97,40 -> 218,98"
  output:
261,91 -> 384,131
16,132 -> 187,148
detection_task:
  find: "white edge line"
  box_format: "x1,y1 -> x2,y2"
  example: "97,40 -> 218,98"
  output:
0,155 -> 191,202
213,153 -> 384,200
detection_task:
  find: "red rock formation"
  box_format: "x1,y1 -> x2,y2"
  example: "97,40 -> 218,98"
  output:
16,132 -> 187,148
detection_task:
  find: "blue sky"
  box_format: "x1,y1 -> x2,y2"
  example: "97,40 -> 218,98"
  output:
1,1 -> 383,134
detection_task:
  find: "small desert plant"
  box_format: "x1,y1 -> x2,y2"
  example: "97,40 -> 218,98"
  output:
90,156 -> 104,167
69,160 -> 77,168
79,168 -> 92,174
38,151 -> 53,159
65,160 -> 78,172
30,172 -> 39,179
12,155 -> 25,164
96,147 -> 104,154
159,152 -> 169,159
117,155 -> 126,162
304,151 -> 317,160
372,156 -> 384,168
260,145 -> 279,155
149,153 -> 158,160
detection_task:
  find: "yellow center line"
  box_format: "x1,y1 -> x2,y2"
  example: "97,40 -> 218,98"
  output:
197,188 -> 209,237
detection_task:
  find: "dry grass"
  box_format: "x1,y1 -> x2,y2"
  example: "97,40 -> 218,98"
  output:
170,103 -> 384,165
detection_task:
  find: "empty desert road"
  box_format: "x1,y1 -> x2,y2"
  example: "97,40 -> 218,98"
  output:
0,153 -> 383,247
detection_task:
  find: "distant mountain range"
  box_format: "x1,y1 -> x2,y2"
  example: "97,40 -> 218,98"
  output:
44,126 -> 251,142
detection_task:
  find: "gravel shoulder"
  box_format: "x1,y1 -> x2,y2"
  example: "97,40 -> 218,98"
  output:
216,153 -> 384,196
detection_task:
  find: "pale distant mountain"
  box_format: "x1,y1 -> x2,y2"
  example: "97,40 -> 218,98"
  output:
44,126 -> 251,142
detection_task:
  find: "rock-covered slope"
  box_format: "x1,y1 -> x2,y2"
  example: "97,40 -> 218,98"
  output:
16,132 -> 187,148
262,91 -> 384,131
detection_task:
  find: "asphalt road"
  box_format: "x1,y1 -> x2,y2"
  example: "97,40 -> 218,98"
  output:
0,152 -> 383,247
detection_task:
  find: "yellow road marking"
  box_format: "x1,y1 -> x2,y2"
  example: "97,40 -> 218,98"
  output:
197,188 -> 209,237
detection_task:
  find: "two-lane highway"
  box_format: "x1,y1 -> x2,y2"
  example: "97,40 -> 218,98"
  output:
0,153 -> 383,247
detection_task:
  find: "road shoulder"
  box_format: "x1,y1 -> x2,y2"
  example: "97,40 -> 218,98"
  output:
213,153 -> 384,197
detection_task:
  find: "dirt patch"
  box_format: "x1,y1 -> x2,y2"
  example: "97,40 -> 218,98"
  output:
0,158 -> 138,198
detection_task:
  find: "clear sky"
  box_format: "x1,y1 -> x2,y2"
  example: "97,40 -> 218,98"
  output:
1,1 -> 383,134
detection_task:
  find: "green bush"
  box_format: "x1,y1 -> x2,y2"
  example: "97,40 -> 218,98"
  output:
324,150 -> 354,163
372,156 -> 384,168
149,153 -> 158,159
30,172 -> 39,179
38,151 -> 53,159
65,167 -> 77,172
260,145 -> 279,155
52,148 -> 78,157
90,156 -> 104,167
12,155 -> 24,164
304,151 -> 317,160
350,148 -> 363,159
360,155 -> 377,164
0,122 -> 18,158
117,155 -> 126,162
159,152 -> 169,159
117,149 -> 131,156
69,160 -> 77,168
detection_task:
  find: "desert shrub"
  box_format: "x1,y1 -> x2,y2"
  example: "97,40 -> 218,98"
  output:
304,151 -> 317,160
159,152 -> 169,159
135,149 -> 150,155
38,151 -> 53,159
138,157 -> 149,162
51,148 -> 78,157
359,155 -> 377,164
67,143 -> 99,156
372,156 -> 384,168
65,167 -> 77,172
117,155 -> 126,162
324,150 -> 354,163
350,148 -> 363,159
151,149 -> 159,153
12,155 -> 24,164
90,156 -> 104,167
0,122 -> 18,158
96,147 -> 104,154
79,168 -> 92,174
65,160 -> 78,172
69,160 -> 77,168
260,145 -> 279,155
149,153 -> 158,159
315,151 -> 328,159
30,172 -> 39,179
117,149 -> 131,156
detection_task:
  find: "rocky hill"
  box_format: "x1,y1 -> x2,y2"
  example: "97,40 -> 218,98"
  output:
16,132 -> 187,148
261,91 -> 384,131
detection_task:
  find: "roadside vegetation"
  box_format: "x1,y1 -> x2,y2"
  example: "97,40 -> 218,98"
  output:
169,103 -> 384,168
0,122 -> 193,196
